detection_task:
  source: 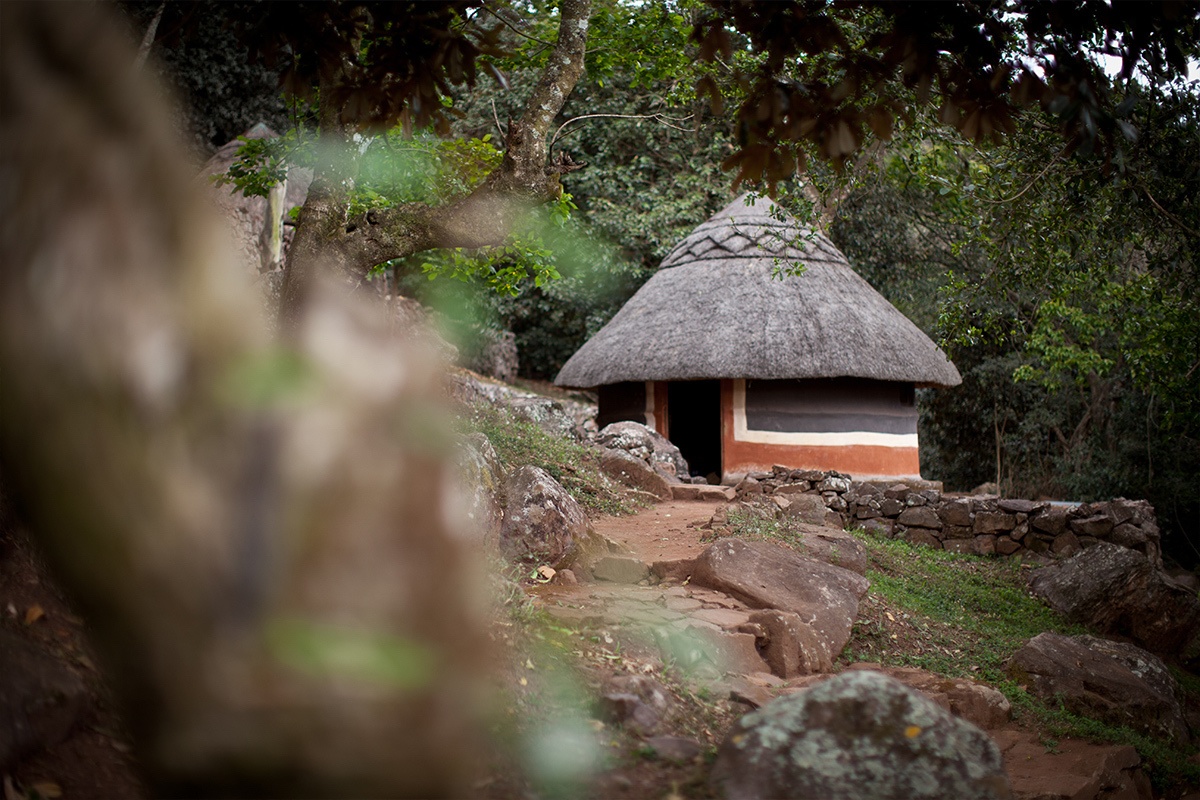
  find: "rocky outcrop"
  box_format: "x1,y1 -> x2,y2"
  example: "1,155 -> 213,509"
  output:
596,447 -> 672,500
452,432 -> 505,545
691,539 -> 869,667
595,421 -> 688,480
0,630 -> 88,772
993,730 -> 1152,800
710,670 -> 1011,800
448,371 -> 597,441
462,328 -> 518,383
1027,543 -> 1200,663
1005,633 -> 1189,743
598,674 -> 672,735
500,466 -> 600,569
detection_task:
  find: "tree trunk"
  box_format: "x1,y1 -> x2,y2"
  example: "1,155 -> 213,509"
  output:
278,0 -> 592,326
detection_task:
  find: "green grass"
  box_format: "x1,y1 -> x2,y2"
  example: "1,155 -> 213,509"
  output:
703,506 -> 815,552
461,401 -> 640,516
847,530 -> 1087,683
709,517 -> 1200,791
842,528 -> 1200,792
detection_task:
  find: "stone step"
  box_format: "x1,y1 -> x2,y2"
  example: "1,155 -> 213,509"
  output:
591,555 -> 650,584
670,484 -> 735,502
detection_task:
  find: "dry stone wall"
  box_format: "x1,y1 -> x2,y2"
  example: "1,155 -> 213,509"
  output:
732,466 -> 1163,566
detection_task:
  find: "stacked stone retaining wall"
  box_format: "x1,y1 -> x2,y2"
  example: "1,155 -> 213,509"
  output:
731,466 -> 1162,566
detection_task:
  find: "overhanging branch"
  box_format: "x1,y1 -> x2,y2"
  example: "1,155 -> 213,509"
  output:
336,0 -> 592,269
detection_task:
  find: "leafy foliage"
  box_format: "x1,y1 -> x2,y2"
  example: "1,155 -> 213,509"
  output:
696,1 -> 1200,185
122,0 -> 297,154
826,76 -> 1200,562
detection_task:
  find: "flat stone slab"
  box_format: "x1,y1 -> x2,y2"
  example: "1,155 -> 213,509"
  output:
645,735 -> 703,763
592,556 -> 650,584
690,607 -> 752,629
992,729 -> 1150,800
664,596 -> 704,613
691,538 -> 870,663
650,558 -> 695,583
671,484 -> 735,502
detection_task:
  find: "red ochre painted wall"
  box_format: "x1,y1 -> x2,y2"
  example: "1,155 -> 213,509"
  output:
718,380 -> 921,479
652,381 -> 670,440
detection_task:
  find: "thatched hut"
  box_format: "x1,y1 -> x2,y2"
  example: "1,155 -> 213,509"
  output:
554,194 -> 961,481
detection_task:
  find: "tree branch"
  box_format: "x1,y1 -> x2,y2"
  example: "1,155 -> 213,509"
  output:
1138,182 -> 1199,238
279,0 -> 591,323
132,1 -> 166,72
550,112 -> 694,147
347,0 -> 591,258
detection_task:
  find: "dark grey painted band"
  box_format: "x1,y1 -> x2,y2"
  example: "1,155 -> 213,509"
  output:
744,409 -> 918,435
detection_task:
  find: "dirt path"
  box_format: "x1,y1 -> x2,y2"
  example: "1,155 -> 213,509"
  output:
590,499 -> 720,564
521,499 -> 1167,800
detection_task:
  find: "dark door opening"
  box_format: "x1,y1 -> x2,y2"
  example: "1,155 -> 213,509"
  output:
667,380 -> 722,480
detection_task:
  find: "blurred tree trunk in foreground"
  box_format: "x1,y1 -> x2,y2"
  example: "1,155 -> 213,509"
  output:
0,3 -> 489,795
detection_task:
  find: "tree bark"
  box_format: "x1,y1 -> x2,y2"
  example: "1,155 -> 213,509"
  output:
278,0 -> 592,326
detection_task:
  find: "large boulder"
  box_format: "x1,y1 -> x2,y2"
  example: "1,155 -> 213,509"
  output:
594,421 -> 688,480
1005,633 -> 1189,743
778,493 -> 829,526
450,372 -> 596,440
0,630 -> 89,772
1027,543 -> 1200,663
748,609 -> 833,677
452,432 -> 505,546
690,539 -> 869,665
993,729 -> 1152,800
500,466 -> 599,568
595,447 -> 672,500
786,524 -> 868,575
841,665 -> 1011,731
710,671 -> 1011,800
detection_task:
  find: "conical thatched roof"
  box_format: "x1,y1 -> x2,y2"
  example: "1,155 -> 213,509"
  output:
555,194 -> 961,389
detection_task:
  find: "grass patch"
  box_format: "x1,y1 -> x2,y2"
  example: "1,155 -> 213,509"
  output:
706,517 -> 1200,790
845,529 -> 1087,683
1004,685 -> 1200,791
843,528 -> 1200,792
461,402 -> 640,516
701,506 -> 813,551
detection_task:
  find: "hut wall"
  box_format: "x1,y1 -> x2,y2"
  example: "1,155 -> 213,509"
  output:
720,379 -> 921,479
597,381 -> 647,429
596,381 -> 670,433
651,381 -> 670,438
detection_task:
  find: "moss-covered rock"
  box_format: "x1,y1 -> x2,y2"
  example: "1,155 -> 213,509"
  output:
710,670 -> 1010,800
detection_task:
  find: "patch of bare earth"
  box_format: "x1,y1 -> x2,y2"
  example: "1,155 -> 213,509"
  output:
0,522 -> 146,799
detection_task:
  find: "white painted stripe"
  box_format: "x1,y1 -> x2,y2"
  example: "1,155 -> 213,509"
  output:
644,380 -> 656,431
732,380 -> 918,448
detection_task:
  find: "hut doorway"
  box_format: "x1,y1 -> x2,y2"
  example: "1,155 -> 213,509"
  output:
667,380 -> 722,480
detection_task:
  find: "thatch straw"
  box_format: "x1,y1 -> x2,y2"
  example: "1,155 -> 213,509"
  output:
555,194 -> 961,389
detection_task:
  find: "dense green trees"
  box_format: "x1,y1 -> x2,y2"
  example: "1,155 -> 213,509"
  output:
130,0 -> 1200,561
827,82 -> 1200,563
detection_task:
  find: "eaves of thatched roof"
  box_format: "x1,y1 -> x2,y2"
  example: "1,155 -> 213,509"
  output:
555,194 -> 962,389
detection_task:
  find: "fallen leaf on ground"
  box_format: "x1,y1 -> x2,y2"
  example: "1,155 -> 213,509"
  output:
31,782 -> 62,798
24,605 -> 44,625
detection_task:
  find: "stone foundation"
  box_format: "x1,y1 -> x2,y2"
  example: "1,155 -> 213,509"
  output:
731,466 -> 1162,566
